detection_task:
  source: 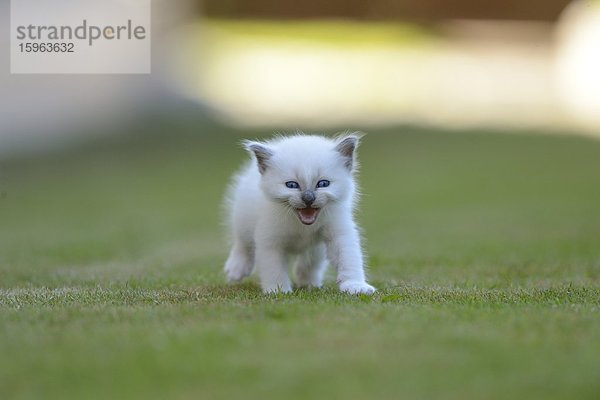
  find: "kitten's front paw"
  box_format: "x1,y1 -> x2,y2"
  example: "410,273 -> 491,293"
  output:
339,281 -> 376,295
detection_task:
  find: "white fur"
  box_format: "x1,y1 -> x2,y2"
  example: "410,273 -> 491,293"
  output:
223,134 -> 376,295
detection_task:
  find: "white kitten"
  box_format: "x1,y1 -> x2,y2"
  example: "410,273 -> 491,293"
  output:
223,133 -> 376,295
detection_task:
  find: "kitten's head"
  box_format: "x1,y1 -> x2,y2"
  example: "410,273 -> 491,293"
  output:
243,133 -> 361,225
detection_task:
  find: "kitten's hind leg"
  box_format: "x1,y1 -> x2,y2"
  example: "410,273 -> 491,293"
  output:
224,241 -> 254,282
294,243 -> 327,289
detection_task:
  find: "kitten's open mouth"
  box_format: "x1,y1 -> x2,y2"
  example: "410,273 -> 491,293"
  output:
296,208 -> 320,225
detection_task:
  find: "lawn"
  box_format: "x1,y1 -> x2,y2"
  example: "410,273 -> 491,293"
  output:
1,120 -> 599,399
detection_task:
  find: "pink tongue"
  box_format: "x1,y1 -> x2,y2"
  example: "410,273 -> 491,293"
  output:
298,208 -> 318,224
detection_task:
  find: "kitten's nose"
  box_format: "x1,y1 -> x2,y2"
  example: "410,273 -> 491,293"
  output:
301,190 -> 316,207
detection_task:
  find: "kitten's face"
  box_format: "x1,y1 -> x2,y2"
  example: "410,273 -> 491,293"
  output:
246,135 -> 358,225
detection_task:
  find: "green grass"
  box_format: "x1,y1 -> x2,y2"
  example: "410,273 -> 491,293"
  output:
1,121 -> 600,399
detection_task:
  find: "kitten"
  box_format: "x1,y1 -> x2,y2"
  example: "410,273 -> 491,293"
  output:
223,133 -> 376,295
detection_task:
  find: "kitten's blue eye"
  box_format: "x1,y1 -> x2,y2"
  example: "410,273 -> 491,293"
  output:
285,181 -> 300,189
316,180 -> 330,188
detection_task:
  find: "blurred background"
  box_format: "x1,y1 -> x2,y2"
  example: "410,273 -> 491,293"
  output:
1,0 -> 599,287
1,0 -> 600,284
2,0 -> 600,157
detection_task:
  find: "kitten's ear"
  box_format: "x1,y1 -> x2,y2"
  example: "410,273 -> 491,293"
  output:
242,140 -> 273,174
335,132 -> 363,171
